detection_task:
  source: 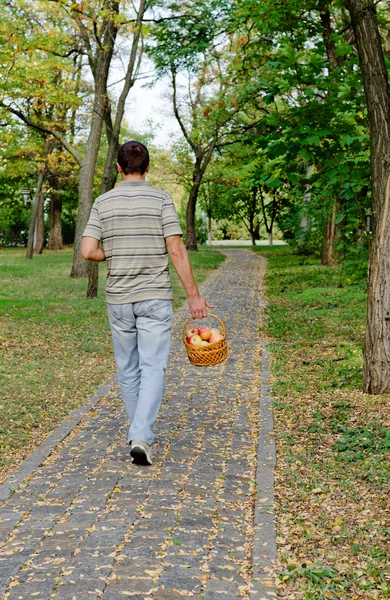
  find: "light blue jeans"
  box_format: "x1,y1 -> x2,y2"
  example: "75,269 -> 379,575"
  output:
107,299 -> 173,445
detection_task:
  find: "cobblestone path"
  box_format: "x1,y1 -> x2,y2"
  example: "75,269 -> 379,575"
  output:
0,250 -> 276,600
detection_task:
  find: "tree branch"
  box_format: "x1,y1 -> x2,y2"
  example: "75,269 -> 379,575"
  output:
0,102 -> 82,165
171,68 -> 196,151
35,46 -> 83,58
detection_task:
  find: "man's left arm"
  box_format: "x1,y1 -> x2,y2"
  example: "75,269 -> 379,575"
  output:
81,237 -> 106,262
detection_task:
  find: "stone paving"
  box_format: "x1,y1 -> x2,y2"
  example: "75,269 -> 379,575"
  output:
0,250 -> 276,600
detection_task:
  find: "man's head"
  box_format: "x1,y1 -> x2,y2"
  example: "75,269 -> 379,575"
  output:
117,140 -> 150,175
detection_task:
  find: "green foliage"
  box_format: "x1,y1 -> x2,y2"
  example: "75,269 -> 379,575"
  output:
0,198 -> 30,247
149,0 -> 230,73
0,128 -> 39,246
0,1 -> 84,131
220,0 -> 372,277
177,196 -> 207,245
335,423 -> 390,463
279,561 -> 338,586
212,218 -> 250,241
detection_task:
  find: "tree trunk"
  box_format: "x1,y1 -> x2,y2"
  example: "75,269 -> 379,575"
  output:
268,231 -> 273,246
186,144 -> 215,251
26,138 -> 54,259
186,181 -> 201,251
347,0 -> 390,393
71,121 -> 104,277
26,165 -> 48,259
319,1 -> 338,70
86,261 -> 99,299
322,199 -> 338,265
249,213 -> 256,246
33,189 -> 45,254
100,0 -> 146,195
320,5 -> 339,265
26,176 -> 45,259
208,214 -> 212,245
48,189 -> 63,250
71,3 -> 119,278
86,0 -> 145,298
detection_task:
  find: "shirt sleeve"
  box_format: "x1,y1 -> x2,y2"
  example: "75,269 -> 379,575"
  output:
162,193 -> 183,238
82,202 -> 102,241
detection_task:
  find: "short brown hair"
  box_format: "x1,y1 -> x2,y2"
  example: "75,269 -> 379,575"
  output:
117,141 -> 150,175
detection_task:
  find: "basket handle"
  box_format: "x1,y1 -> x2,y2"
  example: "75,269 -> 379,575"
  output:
182,313 -> 226,341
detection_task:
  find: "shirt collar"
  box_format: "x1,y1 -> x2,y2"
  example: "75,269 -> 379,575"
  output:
116,180 -> 150,186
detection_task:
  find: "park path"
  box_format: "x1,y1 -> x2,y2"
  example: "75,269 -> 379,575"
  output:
0,250 -> 276,600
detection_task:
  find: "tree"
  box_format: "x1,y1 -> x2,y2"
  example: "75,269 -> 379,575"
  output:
69,0 -> 120,278
0,0 -> 85,256
167,57 -> 246,250
347,0 -> 390,393
86,0 -> 147,297
25,138 -> 54,258
0,0 -> 149,278
47,147 -> 80,250
99,0 -> 147,194
318,3 -> 336,264
230,0 -> 370,262
150,0 -> 258,250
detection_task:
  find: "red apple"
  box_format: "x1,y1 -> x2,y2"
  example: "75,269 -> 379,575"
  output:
199,327 -> 212,341
209,333 -> 224,344
188,334 -> 202,346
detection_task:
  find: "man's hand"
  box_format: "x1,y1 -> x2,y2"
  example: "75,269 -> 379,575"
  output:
187,291 -> 213,319
166,235 -> 213,318
81,236 -> 106,262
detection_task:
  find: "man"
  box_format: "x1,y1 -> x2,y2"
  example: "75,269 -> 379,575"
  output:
81,140 -> 212,466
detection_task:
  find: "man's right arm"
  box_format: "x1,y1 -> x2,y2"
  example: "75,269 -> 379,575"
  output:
81,236 -> 106,262
166,235 -> 213,319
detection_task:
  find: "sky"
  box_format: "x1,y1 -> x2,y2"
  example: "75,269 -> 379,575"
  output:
122,73 -> 181,147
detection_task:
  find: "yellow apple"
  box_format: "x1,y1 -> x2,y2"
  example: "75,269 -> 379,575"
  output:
188,334 -> 202,346
209,333 -> 224,344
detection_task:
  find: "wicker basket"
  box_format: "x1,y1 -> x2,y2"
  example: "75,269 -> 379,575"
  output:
182,313 -> 228,367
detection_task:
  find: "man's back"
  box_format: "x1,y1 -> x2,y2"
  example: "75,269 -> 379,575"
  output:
83,180 -> 182,304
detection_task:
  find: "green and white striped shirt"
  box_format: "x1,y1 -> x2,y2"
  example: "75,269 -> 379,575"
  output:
82,180 -> 183,304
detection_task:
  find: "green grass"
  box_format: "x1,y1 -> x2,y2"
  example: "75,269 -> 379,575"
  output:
0,246 -> 225,480
253,246 -> 390,599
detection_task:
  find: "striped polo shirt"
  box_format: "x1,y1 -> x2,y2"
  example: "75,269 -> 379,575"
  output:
82,180 -> 183,304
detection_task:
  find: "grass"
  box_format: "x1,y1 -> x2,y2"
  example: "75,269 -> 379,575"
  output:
0,246 -> 225,482
253,246 -> 390,599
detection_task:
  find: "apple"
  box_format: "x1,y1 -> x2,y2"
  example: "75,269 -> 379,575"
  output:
209,328 -> 221,336
187,334 -> 202,346
209,333 -> 224,344
199,340 -> 210,347
186,326 -> 199,337
199,327 -> 212,341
